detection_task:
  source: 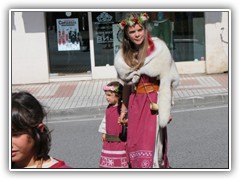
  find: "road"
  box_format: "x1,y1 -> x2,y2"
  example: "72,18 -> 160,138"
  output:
47,104 -> 229,169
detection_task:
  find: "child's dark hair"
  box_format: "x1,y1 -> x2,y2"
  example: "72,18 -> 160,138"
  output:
12,91 -> 51,161
105,81 -> 123,113
106,81 -> 123,97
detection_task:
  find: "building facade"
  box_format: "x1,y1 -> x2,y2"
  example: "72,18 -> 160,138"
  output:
11,10 -> 229,84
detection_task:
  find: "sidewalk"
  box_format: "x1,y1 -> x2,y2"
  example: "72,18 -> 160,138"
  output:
12,73 -> 229,118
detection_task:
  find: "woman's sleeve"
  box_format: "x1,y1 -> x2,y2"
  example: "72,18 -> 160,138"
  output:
122,84 -> 132,109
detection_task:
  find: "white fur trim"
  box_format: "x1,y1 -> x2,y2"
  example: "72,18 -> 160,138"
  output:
114,37 -> 180,128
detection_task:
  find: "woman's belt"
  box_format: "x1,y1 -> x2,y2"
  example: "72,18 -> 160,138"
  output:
135,83 -> 159,94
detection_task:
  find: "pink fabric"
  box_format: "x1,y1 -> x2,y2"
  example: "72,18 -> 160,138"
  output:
127,75 -> 158,168
50,159 -> 71,168
147,32 -> 155,56
99,105 -> 128,168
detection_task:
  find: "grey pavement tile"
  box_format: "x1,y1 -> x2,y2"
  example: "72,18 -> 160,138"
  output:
11,73 -> 228,113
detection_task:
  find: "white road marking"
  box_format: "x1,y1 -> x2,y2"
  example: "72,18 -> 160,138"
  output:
47,105 -> 228,124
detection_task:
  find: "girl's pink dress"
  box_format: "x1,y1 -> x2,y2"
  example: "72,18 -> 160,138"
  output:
99,105 -> 128,168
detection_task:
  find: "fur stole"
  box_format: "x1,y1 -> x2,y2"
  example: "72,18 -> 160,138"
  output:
114,37 -> 180,127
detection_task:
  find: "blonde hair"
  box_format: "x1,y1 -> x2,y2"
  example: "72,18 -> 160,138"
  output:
121,13 -> 149,70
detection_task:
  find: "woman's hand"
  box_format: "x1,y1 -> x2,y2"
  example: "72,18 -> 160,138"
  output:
119,117 -> 128,126
118,112 -> 128,126
126,71 -> 140,84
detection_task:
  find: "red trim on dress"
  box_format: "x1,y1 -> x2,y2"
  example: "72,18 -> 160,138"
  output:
50,158 -> 71,168
147,32 -> 155,56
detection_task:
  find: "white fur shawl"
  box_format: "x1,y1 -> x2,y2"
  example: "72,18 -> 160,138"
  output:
114,37 -> 180,127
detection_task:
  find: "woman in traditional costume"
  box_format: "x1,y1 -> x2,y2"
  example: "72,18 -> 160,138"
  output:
114,12 -> 180,168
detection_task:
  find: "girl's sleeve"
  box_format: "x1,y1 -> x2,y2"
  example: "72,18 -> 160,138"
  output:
98,115 -> 106,134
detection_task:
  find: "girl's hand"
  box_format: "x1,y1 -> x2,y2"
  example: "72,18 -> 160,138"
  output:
101,133 -> 106,141
118,113 -> 128,126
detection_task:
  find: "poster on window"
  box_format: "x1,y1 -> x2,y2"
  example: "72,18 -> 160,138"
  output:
56,18 -> 80,51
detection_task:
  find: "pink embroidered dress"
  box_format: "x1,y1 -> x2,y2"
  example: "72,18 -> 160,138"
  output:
99,105 -> 128,168
127,75 -> 169,168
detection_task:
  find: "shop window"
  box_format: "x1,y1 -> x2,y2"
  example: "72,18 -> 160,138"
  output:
147,12 -> 205,62
92,11 -> 205,65
46,12 -> 91,74
92,12 -> 115,66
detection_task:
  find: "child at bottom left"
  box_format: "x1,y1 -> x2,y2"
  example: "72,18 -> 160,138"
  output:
11,91 -> 71,169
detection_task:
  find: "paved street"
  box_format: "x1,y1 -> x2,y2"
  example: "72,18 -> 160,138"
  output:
47,103 -> 229,169
11,72 -> 230,170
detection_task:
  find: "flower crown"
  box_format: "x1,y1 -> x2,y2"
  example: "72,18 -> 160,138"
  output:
103,85 -> 119,93
119,13 -> 149,30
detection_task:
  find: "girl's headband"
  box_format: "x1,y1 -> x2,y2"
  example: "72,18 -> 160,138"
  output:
118,13 -> 149,30
103,85 -> 119,93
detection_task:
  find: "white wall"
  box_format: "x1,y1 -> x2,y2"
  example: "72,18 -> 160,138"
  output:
176,61 -> 206,74
205,11 -> 229,74
176,11 -> 229,75
12,12 -> 49,84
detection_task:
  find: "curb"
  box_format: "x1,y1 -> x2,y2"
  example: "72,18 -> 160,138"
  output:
173,93 -> 228,109
47,93 -> 229,120
47,106 -> 106,121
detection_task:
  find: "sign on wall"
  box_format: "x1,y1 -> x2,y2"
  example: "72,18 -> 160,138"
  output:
56,18 -> 80,51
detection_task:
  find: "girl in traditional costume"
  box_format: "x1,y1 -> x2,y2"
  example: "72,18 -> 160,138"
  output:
98,81 -> 129,168
12,91 -> 71,168
114,12 -> 180,168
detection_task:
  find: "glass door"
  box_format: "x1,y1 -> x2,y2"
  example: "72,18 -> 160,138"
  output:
46,12 -> 91,75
